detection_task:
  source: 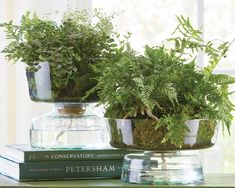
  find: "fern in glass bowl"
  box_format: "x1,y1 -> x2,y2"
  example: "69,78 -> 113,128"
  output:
0,9 -> 119,149
92,16 -> 235,184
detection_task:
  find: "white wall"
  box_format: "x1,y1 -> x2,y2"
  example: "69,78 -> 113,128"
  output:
0,0 -> 8,144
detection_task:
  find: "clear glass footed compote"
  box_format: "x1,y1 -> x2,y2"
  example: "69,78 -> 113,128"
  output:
106,118 -> 219,185
26,62 -> 108,149
30,103 -> 108,149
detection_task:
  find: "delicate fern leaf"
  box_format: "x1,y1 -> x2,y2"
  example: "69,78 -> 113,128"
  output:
210,74 -> 235,85
162,83 -> 178,106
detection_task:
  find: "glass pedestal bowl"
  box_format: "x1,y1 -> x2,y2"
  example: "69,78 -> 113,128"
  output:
106,119 -> 219,185
26,63 -> 108,149
30,103 -> 108,149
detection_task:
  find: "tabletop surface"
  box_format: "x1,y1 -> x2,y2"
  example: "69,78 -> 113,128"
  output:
0,173 -> 235,188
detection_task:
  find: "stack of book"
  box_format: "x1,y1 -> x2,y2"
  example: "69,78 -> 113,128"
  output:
0,144 -> 135,181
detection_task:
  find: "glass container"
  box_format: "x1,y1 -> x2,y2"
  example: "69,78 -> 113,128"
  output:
26,62 -> 98,102
106,118 -> 219,185
25,62 -> 108,149
121,151 -> 204,185
30,103 -> 109,149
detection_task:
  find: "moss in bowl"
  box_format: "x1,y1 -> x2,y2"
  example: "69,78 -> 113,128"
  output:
108,118 -> 217,150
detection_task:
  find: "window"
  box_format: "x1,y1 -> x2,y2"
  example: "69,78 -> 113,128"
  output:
0,0 -> 234,173
203,0 -> 235,173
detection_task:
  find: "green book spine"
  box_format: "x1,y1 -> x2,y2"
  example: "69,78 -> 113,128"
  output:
23,150 -> 130,162
3,144 -> 137,162
0,158 -> 123,181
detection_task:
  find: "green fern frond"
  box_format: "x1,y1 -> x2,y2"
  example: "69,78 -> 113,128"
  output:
162,83 -> 178,106
210,74 -> 235,85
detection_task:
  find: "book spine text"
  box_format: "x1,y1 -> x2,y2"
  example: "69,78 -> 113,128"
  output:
19,160 -> 123,181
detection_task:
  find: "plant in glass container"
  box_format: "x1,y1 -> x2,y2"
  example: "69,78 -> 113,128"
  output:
0,9 -> 119,148
92,16 -> 235,184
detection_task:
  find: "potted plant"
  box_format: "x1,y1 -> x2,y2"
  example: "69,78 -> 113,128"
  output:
93,16 -> 235,184
0,9 -> 119,148
0,9 -> 118,102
